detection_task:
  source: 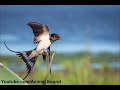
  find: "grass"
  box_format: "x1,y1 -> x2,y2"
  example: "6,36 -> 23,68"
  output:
0,63 -> 28,85
0,52 -> 120,85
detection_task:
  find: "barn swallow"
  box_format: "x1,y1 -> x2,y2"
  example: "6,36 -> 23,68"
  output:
4,22 -> 60,80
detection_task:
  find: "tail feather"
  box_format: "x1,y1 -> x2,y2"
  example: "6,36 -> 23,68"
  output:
4,42 -> 38,80
4,42 -> 19,53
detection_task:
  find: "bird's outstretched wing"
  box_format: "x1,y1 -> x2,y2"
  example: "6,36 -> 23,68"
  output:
27,22 -> 49,44
17,51 -> 38,80
4,42 -> 38,80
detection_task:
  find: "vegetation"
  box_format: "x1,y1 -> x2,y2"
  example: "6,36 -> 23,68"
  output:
0,52 -> 120,85
0,63 -> 27,85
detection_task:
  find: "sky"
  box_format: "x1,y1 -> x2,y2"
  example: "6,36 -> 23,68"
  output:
0,5 -> 120,55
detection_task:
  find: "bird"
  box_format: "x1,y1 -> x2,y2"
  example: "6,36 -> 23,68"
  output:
4,22 -> 61,80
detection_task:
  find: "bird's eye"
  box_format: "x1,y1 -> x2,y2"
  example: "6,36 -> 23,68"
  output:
57,36 -> 59,39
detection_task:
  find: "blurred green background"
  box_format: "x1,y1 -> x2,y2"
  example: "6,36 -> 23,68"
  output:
0,51 -> 120,85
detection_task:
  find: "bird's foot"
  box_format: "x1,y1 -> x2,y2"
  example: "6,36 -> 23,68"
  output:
50,50 -> 56,55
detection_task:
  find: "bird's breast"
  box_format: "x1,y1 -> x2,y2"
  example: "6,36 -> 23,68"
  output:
36,39 -> 51,52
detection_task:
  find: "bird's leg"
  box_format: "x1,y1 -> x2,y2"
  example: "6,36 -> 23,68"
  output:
43,51 -> 56,85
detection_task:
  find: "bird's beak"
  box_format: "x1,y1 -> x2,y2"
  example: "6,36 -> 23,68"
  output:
58,37 -> 61,40
58,36 -> 61,40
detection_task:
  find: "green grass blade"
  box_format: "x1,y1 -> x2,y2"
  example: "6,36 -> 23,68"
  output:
0,63 -> 28,85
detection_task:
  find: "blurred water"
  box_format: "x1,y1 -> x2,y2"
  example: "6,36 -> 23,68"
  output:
9,62 -> 120,72
9,63 -> 64,72
92,62 -> 120,69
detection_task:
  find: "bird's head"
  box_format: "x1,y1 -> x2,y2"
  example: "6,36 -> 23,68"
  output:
50,33 -> 61,42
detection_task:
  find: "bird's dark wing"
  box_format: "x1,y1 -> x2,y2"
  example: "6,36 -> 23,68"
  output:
42,46 -> 50,62
48,46 -> 52,75
17,51 -> 38,80
4,42 -> 38,80
27,22 -> 49,44
42,55 -> 47,62
42,46 -> 52,74
48,46 -> 51,63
